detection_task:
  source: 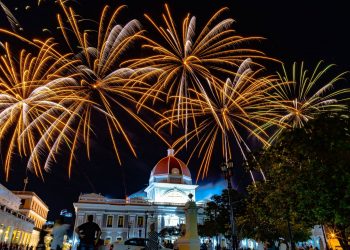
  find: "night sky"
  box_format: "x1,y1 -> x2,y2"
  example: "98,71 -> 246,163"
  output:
0,0 -> 349,221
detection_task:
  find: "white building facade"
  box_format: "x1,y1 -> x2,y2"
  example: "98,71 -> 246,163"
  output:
0,183 -> 34,246
73,149 -> 204,247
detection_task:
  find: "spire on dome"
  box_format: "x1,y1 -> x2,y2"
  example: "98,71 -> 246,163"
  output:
167,148 -> 174,156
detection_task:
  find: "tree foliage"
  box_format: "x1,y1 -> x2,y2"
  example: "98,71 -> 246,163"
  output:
240,113 -> 350,248
199,189 -> 245,239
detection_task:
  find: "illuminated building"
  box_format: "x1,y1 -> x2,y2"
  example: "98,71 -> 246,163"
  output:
12,191 -> 49,248
72,149 -> 204,248
0,183 -> 34,246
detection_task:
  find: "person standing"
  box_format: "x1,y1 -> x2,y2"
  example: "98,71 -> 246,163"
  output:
75,215 -> 101,250
146,223 -> 158,250
279,240 -> 287,250
37,225 -> 49,250
51,217 -> 70,250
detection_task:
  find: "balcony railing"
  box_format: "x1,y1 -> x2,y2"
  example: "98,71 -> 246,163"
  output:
78,195 -> 205,209
0,204 -> 35,224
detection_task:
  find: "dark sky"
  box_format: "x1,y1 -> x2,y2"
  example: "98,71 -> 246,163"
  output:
0,0 -> 349,221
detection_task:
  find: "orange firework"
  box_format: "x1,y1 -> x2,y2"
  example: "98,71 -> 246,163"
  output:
127,4 -> 276,134
0,39 -> 79,180
266,61 -> 349,143
56,0 -> 168,175
157,59 -> 283,181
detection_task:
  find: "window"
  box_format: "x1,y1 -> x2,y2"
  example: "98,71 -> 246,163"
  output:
117,216 -> 124,228
137,216 -> 144,227
106,215 -> 113,228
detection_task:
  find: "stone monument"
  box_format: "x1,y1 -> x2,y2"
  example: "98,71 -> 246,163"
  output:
177,193 -> 200,250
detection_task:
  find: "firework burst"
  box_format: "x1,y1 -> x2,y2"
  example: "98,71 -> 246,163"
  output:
267,61 -> 349,142
0,39 -> 78,179
128,4 -> 275,133
56,0 -> 167,175
157,59 -> 281,181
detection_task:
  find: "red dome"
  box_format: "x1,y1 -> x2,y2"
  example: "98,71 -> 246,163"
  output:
151,149 -> 191,178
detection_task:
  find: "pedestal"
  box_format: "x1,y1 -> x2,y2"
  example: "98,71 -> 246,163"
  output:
178,195 -> 200,250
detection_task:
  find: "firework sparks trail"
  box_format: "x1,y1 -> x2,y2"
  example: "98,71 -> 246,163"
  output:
265,61 -> 349,143
0,39 -> 79,180
156,59 -> 283,182
127,4 -> 277,136
56,0 -> 170,175
0,1 -> 347,183
0,1 -> 22,31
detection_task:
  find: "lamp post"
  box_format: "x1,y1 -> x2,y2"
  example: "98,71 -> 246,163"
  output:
220,160 -> 237,250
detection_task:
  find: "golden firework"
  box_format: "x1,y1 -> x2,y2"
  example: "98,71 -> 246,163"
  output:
57,0 -> 168,175
0,40 -> 78,180
158,59 -> 282,181
128,4 -> 276,133
267,61 -> 349,142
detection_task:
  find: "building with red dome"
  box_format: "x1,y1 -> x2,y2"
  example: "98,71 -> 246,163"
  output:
145,149 -> 198,203
72,149 -> 204,249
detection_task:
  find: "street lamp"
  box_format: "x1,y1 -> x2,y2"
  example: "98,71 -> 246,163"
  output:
220,160 -> 237,250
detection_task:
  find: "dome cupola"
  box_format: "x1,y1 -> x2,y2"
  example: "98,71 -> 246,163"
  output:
149,149 -> 192,185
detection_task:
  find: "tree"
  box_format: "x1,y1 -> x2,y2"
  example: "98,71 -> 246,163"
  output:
238,173 -> 312,243
200,189 -> 245,241
241,113 -> 350,249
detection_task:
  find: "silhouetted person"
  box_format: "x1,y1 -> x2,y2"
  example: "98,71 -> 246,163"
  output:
37,225 -> 49,250
146,223 -> 158,250
75,215 -> 101,250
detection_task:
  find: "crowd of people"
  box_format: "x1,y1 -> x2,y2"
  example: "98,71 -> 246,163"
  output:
1,217 -> 324,250
0,216 -> 72,250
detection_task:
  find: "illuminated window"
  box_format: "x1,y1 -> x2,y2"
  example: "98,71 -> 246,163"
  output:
106,216 -> 113,228
171,168 -> 180,175
164,215 -> 179,227
137,216 -> 144,227
118,216 -> 124,228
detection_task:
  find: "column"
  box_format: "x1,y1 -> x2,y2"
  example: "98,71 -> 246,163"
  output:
95,214 -> 103,228
4,226 -> 12,243
18,231 -> 24,245
128,215 -> 135,239
9,229 -> 18,243
76,213 -> 85,228
0,225 -> 5,242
